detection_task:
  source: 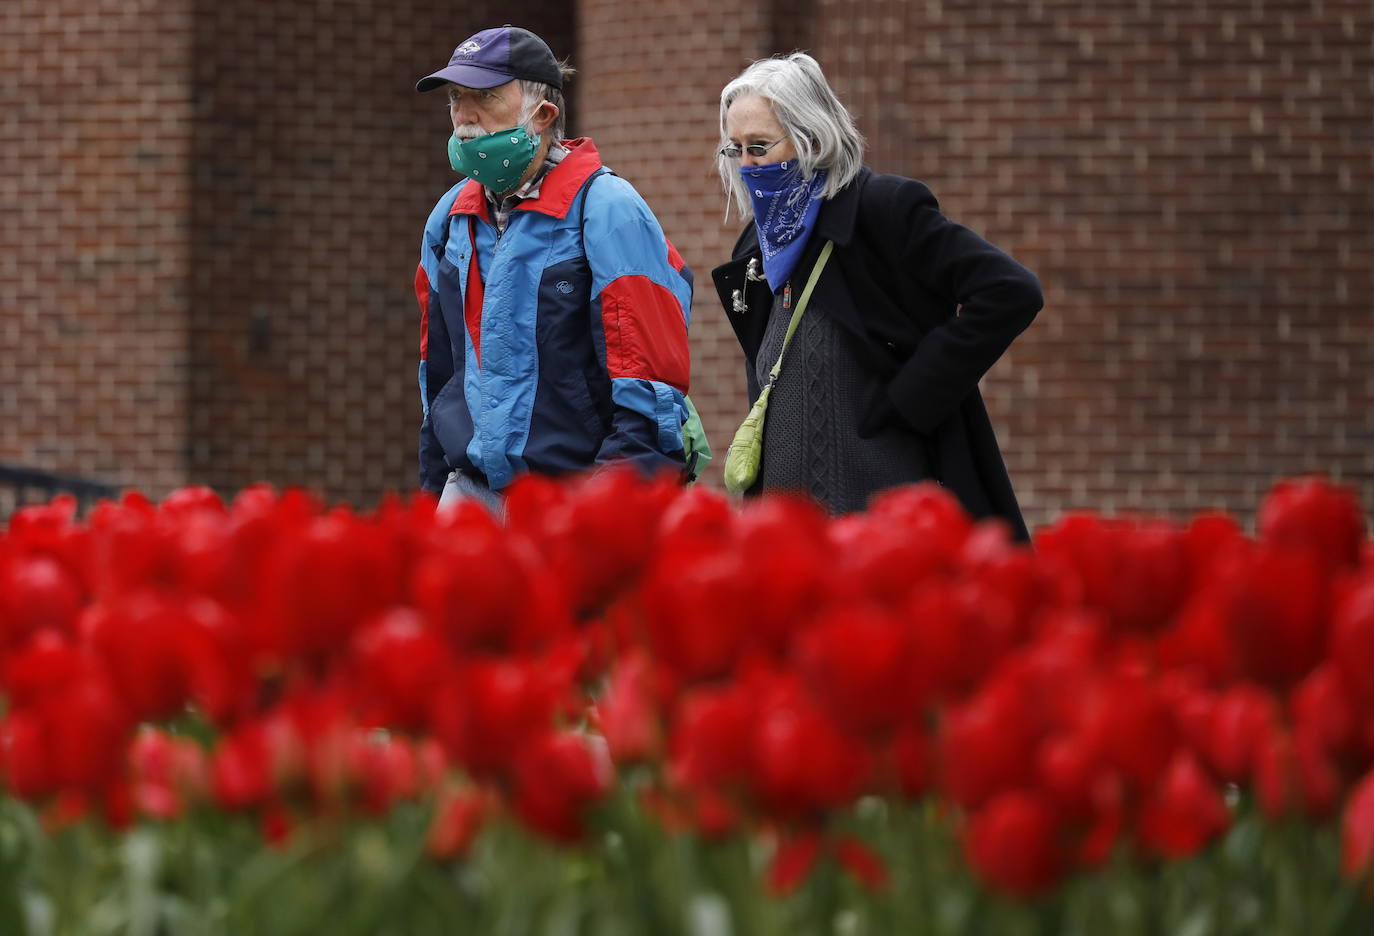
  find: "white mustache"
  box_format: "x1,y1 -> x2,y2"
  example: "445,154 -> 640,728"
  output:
453,124 -> 484,141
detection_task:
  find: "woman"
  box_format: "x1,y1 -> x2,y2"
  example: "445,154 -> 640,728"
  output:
711,53 -> 1042,540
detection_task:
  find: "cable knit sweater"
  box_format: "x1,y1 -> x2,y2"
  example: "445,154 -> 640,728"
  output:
754,284 -> 931,514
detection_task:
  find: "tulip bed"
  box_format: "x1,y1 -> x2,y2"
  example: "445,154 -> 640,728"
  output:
1,471 -> 1373,935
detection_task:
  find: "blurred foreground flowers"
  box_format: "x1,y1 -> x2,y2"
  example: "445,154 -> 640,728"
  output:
1,472 -> 1372,935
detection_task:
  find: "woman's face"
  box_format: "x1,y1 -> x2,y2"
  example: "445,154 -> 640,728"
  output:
724,94 -> 797,166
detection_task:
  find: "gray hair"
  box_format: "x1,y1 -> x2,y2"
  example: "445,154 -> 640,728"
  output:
520,61 -> 576,141
717,52 -> 865,220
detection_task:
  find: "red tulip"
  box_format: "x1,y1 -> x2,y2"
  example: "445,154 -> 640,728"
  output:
888,725 -> 931,799
0,553 -> 85,647
597,650 -> 664,765
1102,520 -> 1193,635
770,830 -> 891,899
1078,667 -> 1177,792
260,513 -> 392,661
520,467 -> 676,616
655,484 -> 735,551
1155,592 -> 1240,686
639,541 -> 750,683
1159,672 -> 1215,764
512,730 -> 612,843
81,592 -> 192,721
1182,512 -> 1249,578
1290,664 -> 1362,767
793,603 -> 923,737
908,581 -> 1024,699
1220,547 -> 1331,691
1036,515 -> 1191,637
211,723 -> 277,811
260,802 -> 294,847
1036,732 -> 1107,824
0,630 -> 133,798
668,684 -> 755,792
2,629 -> 96,709
129,729 -> 208,820
86,495 -> 177,599
940,673 -> 1041,809
426,787 -> 491,861
165,509 -> 236,599
1259,477 -> 1365,570
4,505 -> 93,601
829,524 -> 946,613
689,787 -> 742,839
748,675 -> 870,818
1136,751 -> 1229,859
351,608 -> 455,730
417,506 -> 573,655
867,482 -> 972,559
766,830 -> 823,896
1341,768 -> 1374,880
430,657 -> 571,779
1255,729 -> 1343,819
1076,781 -> 1126,868
349,734 -> 423,815
961,541 -> 1076,636
965,789 -> 1065,898
828,483 -> 968,609
177,597 -> 256,728
835,835 -> 890,891
1018,611 -> 1106,732
1329,579 -> 1374,711
1,711 -> 51,798
733,495 -> 832,655
44,677 -> 133,792
1203,684 -> 1280,783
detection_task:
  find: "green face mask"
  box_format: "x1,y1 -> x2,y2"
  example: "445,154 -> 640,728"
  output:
448,126 -> 540,192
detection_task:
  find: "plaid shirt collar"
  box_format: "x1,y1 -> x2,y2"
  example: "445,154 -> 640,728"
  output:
487,141 -> 568,233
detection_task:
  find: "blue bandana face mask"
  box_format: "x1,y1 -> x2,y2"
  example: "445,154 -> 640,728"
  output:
741,161 -> 828,292
448,126 -> 540,192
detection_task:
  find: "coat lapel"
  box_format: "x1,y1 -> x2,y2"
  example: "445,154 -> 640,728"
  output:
711,228 -> 769,362
803,170 -> 880,362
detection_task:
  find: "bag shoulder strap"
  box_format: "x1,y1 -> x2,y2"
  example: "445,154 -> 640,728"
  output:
765,240 -> 835,386
576,167 -> 615,235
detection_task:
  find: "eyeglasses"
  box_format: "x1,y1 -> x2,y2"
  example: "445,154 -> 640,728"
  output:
718,139 -> 787,159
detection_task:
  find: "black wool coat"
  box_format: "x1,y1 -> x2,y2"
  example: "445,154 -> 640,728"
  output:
711,167 -> 1043,541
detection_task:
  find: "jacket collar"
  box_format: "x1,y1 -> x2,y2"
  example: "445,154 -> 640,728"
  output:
813,166 -> 867,248
450,137 -> 604,223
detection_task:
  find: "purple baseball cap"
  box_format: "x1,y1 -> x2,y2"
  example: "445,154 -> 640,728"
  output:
416,25 -> 563,92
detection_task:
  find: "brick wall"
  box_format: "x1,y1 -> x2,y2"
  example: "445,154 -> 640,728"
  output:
1,0 -> 194,498
4,1 -> 1371,530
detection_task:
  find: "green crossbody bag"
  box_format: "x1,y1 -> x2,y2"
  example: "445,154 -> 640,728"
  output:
723,240 -> 834,495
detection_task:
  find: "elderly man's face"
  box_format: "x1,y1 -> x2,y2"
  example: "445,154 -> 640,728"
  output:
724,94 -> 797,166
446,81 -> 525,139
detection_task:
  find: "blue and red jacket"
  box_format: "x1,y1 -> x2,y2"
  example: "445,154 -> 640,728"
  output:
414,138 -> 693,493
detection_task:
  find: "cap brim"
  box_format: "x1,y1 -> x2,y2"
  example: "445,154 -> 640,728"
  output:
415,63 -> 512,93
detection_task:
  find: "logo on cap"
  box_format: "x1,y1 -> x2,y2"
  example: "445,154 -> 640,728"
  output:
455,39 -> 482,58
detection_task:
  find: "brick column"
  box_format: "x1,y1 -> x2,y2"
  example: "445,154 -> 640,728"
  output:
1,0 -> 194,498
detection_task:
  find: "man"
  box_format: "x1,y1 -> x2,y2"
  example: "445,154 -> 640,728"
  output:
413,26 -> 694,507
